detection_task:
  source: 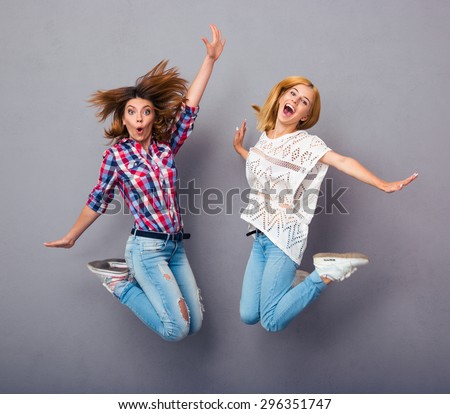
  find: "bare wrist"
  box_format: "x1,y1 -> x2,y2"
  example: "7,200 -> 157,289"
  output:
204,55 -> 216,65
65,233 -> 79,245
377,180 -> 388,192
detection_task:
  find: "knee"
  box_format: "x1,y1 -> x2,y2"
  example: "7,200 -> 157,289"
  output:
240,308 -> 260,326
162,321 -> 190,342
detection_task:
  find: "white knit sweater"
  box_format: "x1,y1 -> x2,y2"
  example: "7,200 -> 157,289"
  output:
241,130 -> 331,264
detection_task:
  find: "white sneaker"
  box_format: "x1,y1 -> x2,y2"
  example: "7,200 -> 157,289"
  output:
87,259 -> 130,294
313,253 -> 369,282
93,273 -> 129,294
105,258 -> 127,268
87,259 -> 128,277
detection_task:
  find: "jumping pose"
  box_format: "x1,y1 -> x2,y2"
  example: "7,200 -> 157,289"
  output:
233,76 -> 417,332
45,25 -> 225,341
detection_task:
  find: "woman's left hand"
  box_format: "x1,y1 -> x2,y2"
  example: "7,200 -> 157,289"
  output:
202,24 -> 225,62
233,119 -> 249,160
381,173 -> 419,193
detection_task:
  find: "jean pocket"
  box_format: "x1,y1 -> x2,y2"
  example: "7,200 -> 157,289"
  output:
140,239 -> 166,252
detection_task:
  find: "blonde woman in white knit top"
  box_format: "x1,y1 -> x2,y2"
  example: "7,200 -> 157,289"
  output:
233,76 -> 418,332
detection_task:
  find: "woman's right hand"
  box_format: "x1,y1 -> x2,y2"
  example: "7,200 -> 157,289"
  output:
233,119 -> 248,159
43,206 -> 100,249
44,236 -> 75,249
202,24 -> 225,63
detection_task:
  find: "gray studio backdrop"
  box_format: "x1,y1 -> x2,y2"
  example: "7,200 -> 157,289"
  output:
1,0 -> 449,393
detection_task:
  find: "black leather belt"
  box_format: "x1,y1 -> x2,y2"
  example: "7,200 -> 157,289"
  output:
246,229 -> 263,237
131,228 -> 190,241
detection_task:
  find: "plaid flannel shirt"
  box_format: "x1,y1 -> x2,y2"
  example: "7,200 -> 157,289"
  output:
87,104 -> 199,233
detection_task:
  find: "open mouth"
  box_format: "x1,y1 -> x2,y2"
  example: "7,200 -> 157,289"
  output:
283,104 -> 295,116
136,127 -> 144,134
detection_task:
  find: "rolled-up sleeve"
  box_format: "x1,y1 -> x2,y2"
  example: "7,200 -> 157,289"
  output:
170,104 -> 199,155
86,149 -> 118,214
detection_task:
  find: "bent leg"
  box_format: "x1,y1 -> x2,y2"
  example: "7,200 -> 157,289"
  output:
259,238 -> 327,332
120,237 -> 189,341
262,270 -> 327,332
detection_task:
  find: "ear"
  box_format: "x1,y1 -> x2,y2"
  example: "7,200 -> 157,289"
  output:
301,111 -> 311,122
297,118 -> 308,129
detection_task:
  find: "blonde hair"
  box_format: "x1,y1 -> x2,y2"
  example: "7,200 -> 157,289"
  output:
252,76 -> 321,132
89,60 -> 188,145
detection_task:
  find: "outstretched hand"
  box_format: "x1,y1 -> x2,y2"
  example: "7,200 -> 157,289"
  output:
382,172 -> 419,193
44,237 -> 75,249
202,24 -> 225,62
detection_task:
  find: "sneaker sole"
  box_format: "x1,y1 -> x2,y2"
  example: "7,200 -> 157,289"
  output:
105,258 -> 127,268
86,263 -> 129,277
313,252 -> 369,268
88,258 -> 127,268
313,252 -> 369,261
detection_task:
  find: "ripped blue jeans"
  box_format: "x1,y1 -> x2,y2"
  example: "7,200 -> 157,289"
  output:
240,233 -> 327,332
116,235 -> 203,341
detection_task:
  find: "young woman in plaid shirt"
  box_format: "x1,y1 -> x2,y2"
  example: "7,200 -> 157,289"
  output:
45,25 -> 225,341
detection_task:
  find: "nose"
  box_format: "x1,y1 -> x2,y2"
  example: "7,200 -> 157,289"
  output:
136,112 -> 142,122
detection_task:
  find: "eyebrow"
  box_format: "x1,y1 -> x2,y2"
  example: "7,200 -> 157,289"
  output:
126,104 -> 152,109
292,88 -> 311,104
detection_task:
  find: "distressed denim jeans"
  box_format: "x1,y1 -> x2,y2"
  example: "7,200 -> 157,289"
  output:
116,235 -> 203,341
240,233 -> 327,332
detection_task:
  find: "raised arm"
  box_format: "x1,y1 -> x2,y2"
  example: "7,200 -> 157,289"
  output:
320,150 -> 418,193
185,24 -> 225,107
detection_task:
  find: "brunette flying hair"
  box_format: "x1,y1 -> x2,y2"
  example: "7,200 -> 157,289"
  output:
252,76 -> 321,132
89,60 -> 188,144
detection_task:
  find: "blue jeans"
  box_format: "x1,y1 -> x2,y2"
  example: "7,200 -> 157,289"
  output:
116,235 -> 203,341
240,233 -> 327,332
